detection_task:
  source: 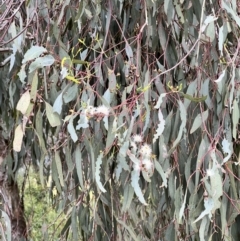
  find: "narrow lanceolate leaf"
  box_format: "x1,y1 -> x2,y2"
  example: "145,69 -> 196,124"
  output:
16,90 -> 31,114
22,45 -> 47,63
180,93 -> 207,102
232,99 -> 239,140
218,23 -> 228,55
13,124 -> 24,152
117,141 -> 130,171
199,217 -> 208,241
67,116 -> 78,142
169,101 -> 186,153
75,144 -> 84,189
45,101 -> 61,127
190,109 -> 209,134
17,65 -> 27,83
131,169 -> 147,205
179,190 -> 187,223
164,0 -> 174,23
154,160 -> 168,187
55,151 -> 64,187
153,109 -> 165,143
95,152 -> 106,193
210,171 -> 223,210
122,184 -> 134,212
35,108 -> 47,154
125,43 -> 133,60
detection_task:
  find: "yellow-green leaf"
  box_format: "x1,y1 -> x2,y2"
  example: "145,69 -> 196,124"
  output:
181,93 -> 207,102
45,102 -> 61,127
16,90 -> 31,114
13,124 -> 24,152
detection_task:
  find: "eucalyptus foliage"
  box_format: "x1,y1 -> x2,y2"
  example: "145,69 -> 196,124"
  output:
1,0 -> 240,240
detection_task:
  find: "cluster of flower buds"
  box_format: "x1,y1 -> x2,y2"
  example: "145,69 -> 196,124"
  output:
130,134 -> 154,177
85,105 -> 109,121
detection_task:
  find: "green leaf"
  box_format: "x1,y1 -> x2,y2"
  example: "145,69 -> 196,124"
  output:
232,98 -> 239,139
116,218 -> 139,241
210,171 -> 223,210
199,217 -> 208,241
153,109 -> 165,143
63,84 -> 78,103
131,169 -> 147,205
154,160 -> 168,187
25,71 -> 39,117
154,93 -> 167,109
29,55 -> 55,73
13,124 -> 23,152
143,100 -> 150,133
76,109 -> 89,129
222,138 -> 232,164
22,45 -> 47,63
53,92 -> 63,115
169,101 -> 186,154
108,70 -> 116,95
35,108 -> 47,153
51,155 -> 62,193
116,141 -> 130,173
71,206 -> 78,240
57,0 -> 71,25
55,151 -> 64,187
215,69 -> 226,83
72,59 -> 89,65
67,116 -> 78,142
105,118 -> 115,155
75,144 -> 84,189
16,90 -> 31,115
222,1 -> 240,27
195,138 -> 207,188
17,65 -> 27,83
122,184 -> 134,212
190,109 -> 209,134
193,198 -> 214,223
164,0 -> 174,23
1,210 -> 11,240
84,138 -> 95,181
179,190 -> 187,223
125,43 -> 133,59
181,93 -> 207,102
45,101 -> 61,127
95,151 -> 106,193
219,23 -> 228,55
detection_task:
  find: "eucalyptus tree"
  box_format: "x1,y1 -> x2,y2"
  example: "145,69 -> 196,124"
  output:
0,0 -> 240,240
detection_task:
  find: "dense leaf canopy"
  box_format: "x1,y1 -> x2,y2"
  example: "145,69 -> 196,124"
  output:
1,0 -> 240,240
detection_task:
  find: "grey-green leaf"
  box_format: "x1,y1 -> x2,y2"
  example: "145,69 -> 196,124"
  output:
22,45 -> 47,63
29,55 -> 55,72
190,110 -> 208,134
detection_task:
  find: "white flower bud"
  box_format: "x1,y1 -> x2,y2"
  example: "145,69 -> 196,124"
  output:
139,143 -> 152,158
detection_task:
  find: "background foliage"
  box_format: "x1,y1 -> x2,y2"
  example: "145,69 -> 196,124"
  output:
1,0 -> 240,240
